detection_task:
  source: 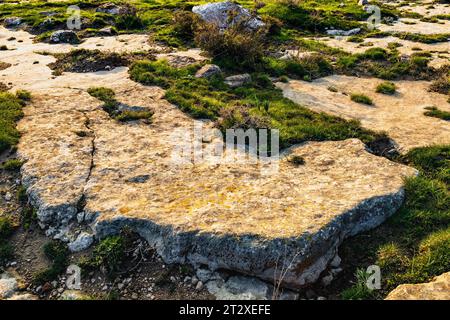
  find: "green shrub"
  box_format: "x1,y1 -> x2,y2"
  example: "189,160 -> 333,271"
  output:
351,93 -> 373,105
194,21 -> 265,69
376,81 -> 396,95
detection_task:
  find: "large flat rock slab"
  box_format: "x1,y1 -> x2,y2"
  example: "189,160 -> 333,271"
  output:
3,27 -> 418,288
277,75 -> 450,152
386,272 -> 450,300
17,83 -> 416,288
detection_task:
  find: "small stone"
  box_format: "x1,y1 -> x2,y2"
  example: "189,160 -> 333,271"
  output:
4,17 -> 22,28
4,192 -> 12,201
224,74 -> 251,88
191,276 -> 199,286
317,296 -> 327,300
51,281 -> 58,288
195,64 -> 222,79
330,254 -> 341,268
183,276 -> 191,283
98,26 -> 117,36
321,274 -> 334,287
195,281 -> 204,290
68,232 -> 94,252
118,283 -> 124,290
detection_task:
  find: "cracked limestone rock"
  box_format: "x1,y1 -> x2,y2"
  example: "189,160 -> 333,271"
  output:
386,272 -> 450,300
4,26 -> 418,288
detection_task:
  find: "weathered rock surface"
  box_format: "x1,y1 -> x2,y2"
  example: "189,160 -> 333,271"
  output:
0,272 -> 18,299
4,17 -> 23,28
386,272 -> 450,300
277,75 -> 450,152
1,26 -> 417,289
207,276 -> 270,300
192,1 -> 265,31
224,73 -> 251,87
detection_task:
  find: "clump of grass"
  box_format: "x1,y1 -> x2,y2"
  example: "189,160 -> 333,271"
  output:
16,185 -> 27,203
33,241 -> 69,285
0,91 -> 29,153
263,54 -> 333,80
79,235 -> 126,278
0,198 -> 16,265
424,106 -> 450,121
288,155 -> 305,166
88,87 -> 153,123
341,268 -> 378,300
115,110 -> 154,122
1,159 -> 23,171
429,75 -> 450,95
48,49 -> 137,75
376,81 -> 397,95
15,89 -> 31,101
351,93 -> 373,105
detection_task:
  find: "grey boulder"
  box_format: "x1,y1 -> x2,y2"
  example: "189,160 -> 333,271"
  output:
192,1 -> 265,31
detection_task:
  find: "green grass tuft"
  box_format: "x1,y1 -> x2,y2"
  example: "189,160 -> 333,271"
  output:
376,81 -> 397,95
351,93 -> 373,105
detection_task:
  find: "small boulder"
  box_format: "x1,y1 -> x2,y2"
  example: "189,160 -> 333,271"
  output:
49,30 -> 80,44
192,1 -> 265,31
224,73 -> 251,88
0,272 -> 18,299
326,28 -> 361,36
195,64 -> 222,79
68,232 -> 94,252
98,26 -> 117,36
4,17 -> 23,28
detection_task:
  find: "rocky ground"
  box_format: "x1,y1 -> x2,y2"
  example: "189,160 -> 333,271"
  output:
0,0 -> 449,300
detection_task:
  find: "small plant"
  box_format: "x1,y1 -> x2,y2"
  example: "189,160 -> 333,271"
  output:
1,159 -> 23,171
15,90 -> 31,101
341,268 -> 377,300
429,75 -> 450,95
33,241 -> 69,285
351,93 -> 373,105
327,86 -> 338,92
0,216 -> 14,240
376,81 -> 397,95
80,235 -> 126,277
115,110 -> 154,122
424,106 -> 450,121
288,155 -> 305,166
16,185 -> 27,203
21,206 -> 37,230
